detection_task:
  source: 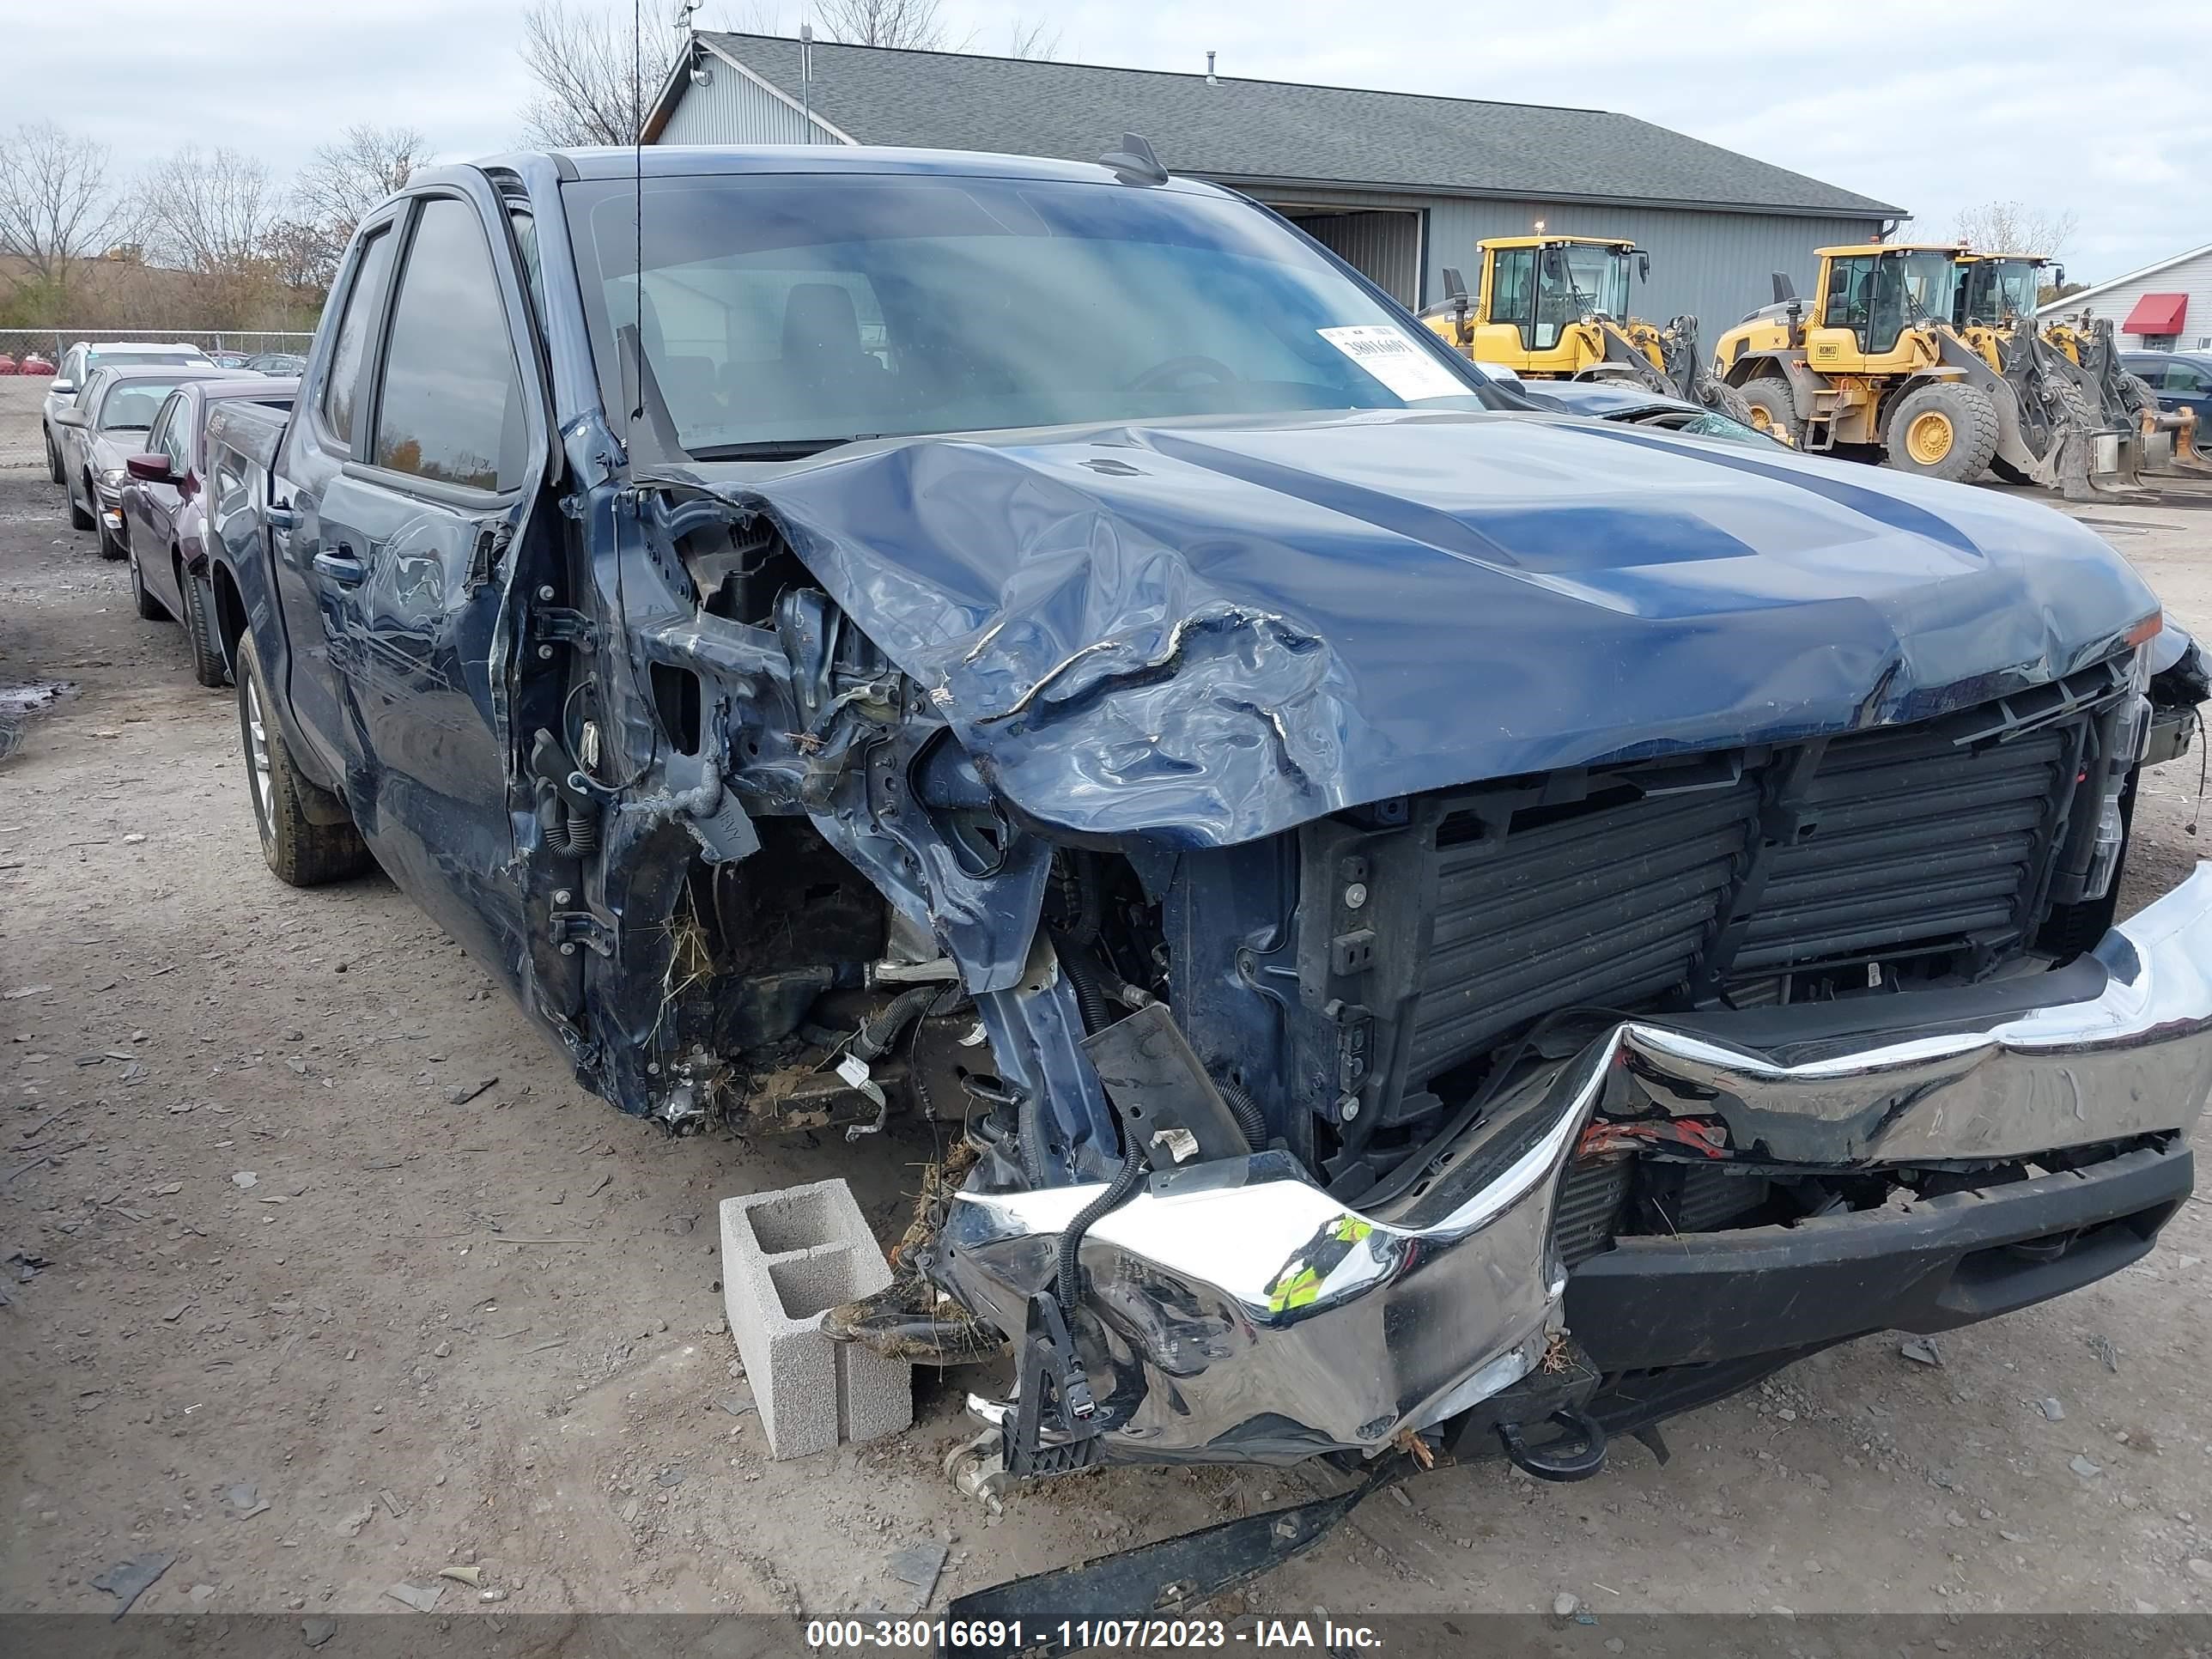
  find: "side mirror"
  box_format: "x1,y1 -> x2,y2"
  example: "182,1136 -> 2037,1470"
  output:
126,453 -> 178,484
1637,252 -> 1650,283
51,378 -> 75,395
52,406 -> 88,428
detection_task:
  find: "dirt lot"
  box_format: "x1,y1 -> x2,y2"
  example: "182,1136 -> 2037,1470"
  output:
4,373 -> 2212,1625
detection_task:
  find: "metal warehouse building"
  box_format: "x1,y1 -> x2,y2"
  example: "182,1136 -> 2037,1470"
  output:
643,33 -> 1904,338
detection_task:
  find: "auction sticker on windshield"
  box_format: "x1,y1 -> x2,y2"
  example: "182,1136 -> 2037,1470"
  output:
1316,325 -> 1472,402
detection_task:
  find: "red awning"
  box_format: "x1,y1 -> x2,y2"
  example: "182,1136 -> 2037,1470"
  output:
2123,293 -> 2188,336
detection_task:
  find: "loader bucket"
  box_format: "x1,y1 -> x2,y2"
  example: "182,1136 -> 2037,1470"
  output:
2144,406 -> 2212,479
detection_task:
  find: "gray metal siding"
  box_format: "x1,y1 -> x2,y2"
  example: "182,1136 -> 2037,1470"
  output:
1293,210 -> 1424,308
1254,184 -> 1882,343
659,66 -> 838,145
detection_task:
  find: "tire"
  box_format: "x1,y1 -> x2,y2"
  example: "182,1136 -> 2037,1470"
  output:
179,565 -> 228,688
1700,380 -> 1759,428
96,509 -> 125,562
1990,457 -> 2034,485
129,542 -> 164,619
1738,377 -> 1802,446
44,428 -> 63,486
69,475 -> 94,532
2117,373 -> 2159,418
234,633 -> 373,887
1884,381 -> 2001,482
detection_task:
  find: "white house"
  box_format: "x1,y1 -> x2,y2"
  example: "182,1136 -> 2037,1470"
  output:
2049,242 -> 2212,352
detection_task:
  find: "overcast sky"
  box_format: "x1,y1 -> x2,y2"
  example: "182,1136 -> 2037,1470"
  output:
10,0 -> 2208,285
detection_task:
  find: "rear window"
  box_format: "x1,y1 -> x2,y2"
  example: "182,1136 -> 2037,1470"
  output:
89,351 -> 204,369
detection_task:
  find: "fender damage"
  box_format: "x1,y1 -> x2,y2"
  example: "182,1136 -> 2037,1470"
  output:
534,404 -> 2207,1502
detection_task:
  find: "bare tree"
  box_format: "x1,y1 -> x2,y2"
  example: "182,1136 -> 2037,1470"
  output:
520,0 -> 684,149
1952,200 -> 2080,258
137,146 -> 280,276
816,0 -> 951,49
0,122 -> 131,300
1006,19 -> 1061,58
295,124 -> 433,253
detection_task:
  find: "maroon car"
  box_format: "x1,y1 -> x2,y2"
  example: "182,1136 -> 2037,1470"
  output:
118,377 -> 297,687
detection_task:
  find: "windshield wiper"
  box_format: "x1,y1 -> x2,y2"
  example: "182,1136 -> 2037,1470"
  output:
686,436 -> 875,461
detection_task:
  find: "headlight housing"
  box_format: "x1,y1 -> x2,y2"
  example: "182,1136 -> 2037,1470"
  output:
99,467 -> 126,489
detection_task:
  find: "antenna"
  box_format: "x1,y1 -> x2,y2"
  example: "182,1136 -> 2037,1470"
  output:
1099,132 -> 1168,186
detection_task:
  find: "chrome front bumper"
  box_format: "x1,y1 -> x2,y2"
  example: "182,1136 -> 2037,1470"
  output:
941,865 -> 2212,1465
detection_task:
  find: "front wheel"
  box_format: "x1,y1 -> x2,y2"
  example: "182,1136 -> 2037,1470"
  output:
45,428 -> 63,485
69,475 -> 94,532
180,566 -> 228,688
1738,377 -> 1802,446
129,542 -> 163,619
1884,382 -> 2001,482
234,634 -> 373,887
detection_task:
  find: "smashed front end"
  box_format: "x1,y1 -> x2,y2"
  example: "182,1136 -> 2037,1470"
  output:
535,407 -> 2210,1492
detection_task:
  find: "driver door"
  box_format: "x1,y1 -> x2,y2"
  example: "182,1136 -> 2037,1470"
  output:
309,185 -> 550,986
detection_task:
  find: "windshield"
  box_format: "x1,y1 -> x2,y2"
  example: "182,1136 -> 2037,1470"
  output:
1548,243 -> 1633,320
1959,260 -> 2040,325
96,379 -> 193,431
1890,252 -> 1958,325
567,173 -> 1496,456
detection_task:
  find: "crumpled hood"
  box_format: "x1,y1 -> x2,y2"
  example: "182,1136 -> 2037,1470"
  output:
683,408 -> 2157,847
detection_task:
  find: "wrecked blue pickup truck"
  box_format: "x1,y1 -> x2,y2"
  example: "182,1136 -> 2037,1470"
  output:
207,143 -> 2209,1573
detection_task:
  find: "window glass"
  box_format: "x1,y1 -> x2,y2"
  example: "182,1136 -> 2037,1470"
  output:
97,379 -> 195,433
373,198 -> 526,489
1489,246 -> 1536,346
163,397 -> 195,471
2168,362 -> 2208,393
322,227 -> 398,446
565,174 -> 1496,455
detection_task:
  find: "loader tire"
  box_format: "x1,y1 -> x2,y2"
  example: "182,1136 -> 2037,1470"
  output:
1886,382 -> 2000,482
1702,380 -> 1759,429
1739,378 -> 1801,445
2117,374 -> 2159,418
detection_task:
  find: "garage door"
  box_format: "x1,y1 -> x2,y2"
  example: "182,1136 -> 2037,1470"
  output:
1275,208 -> 1424,310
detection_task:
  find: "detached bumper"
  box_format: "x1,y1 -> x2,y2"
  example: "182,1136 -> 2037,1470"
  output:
941,865 -> 2212,1466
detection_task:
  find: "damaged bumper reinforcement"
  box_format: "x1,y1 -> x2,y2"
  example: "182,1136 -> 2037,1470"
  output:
938,864 -> 2212,1467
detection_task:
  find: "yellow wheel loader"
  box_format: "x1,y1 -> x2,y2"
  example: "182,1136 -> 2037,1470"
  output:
1964,254 -> 2212,483
1711,244 -> 2156,499
1419,234 -> 1756,426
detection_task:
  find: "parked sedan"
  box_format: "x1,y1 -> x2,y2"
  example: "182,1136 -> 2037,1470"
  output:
52,366 -> 234,558
40,340 -> 212,484
118,377 -> 298,686
244,351 -> 307,376
2124,350 -> 2212,427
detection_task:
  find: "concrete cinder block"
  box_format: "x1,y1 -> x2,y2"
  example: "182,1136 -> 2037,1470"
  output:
719,1179 -> 912,1458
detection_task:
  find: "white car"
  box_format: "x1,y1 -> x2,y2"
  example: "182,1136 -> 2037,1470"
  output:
42,341 -> 211,485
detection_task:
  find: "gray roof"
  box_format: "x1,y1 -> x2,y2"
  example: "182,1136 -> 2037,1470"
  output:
681,33 -> 1902,219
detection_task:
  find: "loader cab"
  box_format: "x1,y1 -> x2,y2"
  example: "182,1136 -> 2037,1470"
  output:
1956,255 -> 2051,330
1457,235 -> 1644,368
1809,245 -> 1964,368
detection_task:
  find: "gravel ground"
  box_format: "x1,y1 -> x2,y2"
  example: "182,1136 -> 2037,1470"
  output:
3,374 -> 2211,1622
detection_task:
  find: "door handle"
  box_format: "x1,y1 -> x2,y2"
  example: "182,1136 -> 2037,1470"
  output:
313,548 -> 368,586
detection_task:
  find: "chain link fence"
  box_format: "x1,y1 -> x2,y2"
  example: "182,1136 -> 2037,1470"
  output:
0,328 -> 316,368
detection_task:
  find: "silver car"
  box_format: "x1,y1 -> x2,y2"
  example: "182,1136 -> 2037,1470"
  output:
41,340 -> 211,484
52,365 -> 233,559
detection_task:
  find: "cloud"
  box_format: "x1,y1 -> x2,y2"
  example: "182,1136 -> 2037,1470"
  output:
10,0 -> 2208,285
